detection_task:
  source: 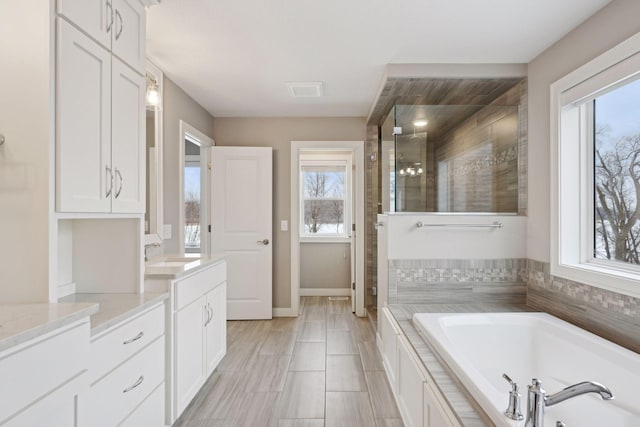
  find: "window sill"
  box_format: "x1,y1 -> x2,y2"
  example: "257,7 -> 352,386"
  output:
300,237 -> 351,244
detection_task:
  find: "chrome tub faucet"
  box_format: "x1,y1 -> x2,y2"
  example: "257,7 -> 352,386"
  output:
524,378 -> 613,427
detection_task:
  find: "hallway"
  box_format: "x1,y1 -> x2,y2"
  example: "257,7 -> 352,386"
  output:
175,296 -> 402,426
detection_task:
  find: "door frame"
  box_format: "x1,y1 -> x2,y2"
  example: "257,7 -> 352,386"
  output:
178,120 -> 214,256
290,141 -> 365,317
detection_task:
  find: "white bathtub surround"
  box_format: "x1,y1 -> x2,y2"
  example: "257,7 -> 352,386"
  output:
413,312 -> 640,427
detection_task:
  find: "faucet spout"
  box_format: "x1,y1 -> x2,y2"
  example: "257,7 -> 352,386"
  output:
525,379 -> 614,427
545,381 -> 614,407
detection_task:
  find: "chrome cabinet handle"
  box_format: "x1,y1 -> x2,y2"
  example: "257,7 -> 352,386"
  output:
123,375 -> 144,393
123,331 -> 144,345
115,10 -> 123,40
204,304 -> 210,326
106,166 -> 113,198
106,1 -> 114,33
115,168 -> 123,198
204,303 -> 213,326
257,239 -> 269,245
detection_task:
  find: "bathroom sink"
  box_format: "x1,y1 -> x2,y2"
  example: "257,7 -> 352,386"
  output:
147,261 -> 194,268
163,256 -> 201,263
146,257 -> 200,268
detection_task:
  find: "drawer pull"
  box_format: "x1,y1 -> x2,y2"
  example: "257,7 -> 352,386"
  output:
123,375 -> 144,393
123,331 -> 144,345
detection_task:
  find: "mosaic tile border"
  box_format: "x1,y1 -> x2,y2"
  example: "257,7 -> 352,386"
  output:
389,258 -> 528,304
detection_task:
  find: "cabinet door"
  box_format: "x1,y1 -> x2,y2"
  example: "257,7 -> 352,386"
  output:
175,298 -> 206,416
111,57 -> 145,213
424,383 -> 455,427
57,19 -> 112,213
57,0 -> 112,49
112,0 -> 146,74
397,336 -> 426,427
205,283 -> 227,376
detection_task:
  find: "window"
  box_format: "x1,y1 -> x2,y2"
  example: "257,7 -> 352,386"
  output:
300,155 -> 352,240
551,33 -> 640,296
593,79 -> 640,265
184,140 -> 201,253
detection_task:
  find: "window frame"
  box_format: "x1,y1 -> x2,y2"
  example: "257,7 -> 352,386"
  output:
299,154 -> 352,243
551,31 -> 640,298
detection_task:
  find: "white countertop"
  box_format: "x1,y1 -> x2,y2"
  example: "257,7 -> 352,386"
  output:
0,302 -> 99,353
144,253 -> 226,279
59,292 -> 169,336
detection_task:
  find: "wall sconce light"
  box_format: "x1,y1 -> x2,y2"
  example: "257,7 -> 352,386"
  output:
146,75 -> 161,110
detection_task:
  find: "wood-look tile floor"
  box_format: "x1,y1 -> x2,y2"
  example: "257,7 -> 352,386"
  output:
174,297 -> 403,427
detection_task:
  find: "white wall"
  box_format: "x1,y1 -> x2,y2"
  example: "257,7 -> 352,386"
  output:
386,214 -> 527,260
0,2 -> 53,302
527,0 -> 640,262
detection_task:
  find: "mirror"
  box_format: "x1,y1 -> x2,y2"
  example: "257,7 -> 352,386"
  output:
179,121 -> 213,255
144,61 -> 163,245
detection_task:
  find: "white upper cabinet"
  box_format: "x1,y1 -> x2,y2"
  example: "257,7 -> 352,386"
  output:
56,1 -> 145,214
58,0 -> 146,74
57,0 -> 112,49
57,20 -> 112,213
112,0 -> 146,74
112,57 -> 145,213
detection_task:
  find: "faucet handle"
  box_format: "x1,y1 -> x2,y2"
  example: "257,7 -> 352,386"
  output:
502,373 -> 524,421
502,373 -> 519,392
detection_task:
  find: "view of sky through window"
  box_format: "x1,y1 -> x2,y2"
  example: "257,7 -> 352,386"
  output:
593,78 -> 640,264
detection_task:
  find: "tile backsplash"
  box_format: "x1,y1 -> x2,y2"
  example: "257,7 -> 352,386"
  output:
527,260 -> 640,354
388,258 -> 640,353
389,258 -> 527,305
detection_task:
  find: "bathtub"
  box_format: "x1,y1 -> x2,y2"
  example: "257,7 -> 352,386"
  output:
412,312 -> 640,427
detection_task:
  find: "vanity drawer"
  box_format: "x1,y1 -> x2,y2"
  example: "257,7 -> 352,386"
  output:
175,262 -> 226,310
83,335 -> 165,427
119,382 -> 165,427
91,303 -> 165,383
0,320 -> 89,423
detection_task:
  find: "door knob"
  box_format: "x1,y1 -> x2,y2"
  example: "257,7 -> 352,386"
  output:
257,239 -> 269,245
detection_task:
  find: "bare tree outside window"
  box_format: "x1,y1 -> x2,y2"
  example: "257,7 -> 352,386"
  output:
594,80 -> 640,265
302,166 -> 346,235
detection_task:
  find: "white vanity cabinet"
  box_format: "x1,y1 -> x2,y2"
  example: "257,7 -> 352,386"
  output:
0,319 -> 91,426
57,0 -> 146,74
173,262 -> 227,416
56,6 -> 145,214
80,302 -> 166,427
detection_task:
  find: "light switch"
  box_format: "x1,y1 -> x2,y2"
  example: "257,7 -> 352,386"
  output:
163,224 -> 172,239
281,220 -> 288,231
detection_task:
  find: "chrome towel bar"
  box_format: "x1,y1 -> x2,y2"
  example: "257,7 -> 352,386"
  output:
415,221 -> 503,229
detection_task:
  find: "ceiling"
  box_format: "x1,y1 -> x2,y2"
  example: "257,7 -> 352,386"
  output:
146,0 -> 611,118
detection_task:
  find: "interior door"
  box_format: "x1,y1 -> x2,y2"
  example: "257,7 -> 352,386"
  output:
209,147 -> 273,320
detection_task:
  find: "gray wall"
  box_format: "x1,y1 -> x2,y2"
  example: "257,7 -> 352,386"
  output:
300,243 -> 351,290
213,117 -> 366,308
527,0 -> 640,262
162,76 -> 215,254
524,0 -> 640,352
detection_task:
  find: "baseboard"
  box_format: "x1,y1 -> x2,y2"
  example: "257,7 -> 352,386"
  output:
299,288 -> 351,297
57,282 -> 77,299
272,307 -> 297,317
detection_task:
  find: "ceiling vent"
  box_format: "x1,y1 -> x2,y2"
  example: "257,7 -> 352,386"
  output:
286,82 -> 323,98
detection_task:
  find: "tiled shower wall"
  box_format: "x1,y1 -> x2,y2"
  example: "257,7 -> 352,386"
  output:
388,258 -> 640,353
